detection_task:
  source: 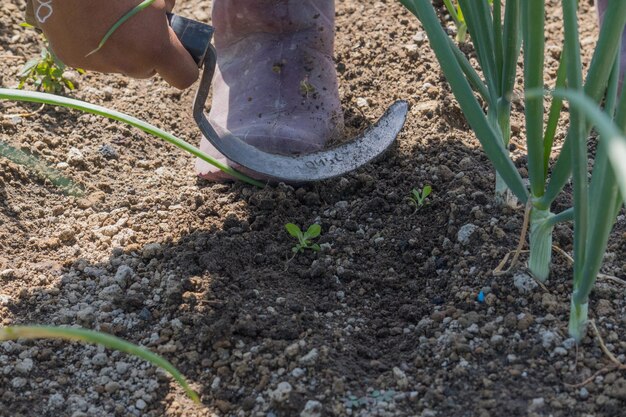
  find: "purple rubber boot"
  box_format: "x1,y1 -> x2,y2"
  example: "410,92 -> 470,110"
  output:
196,0 -> 343,181
597,0 -> 626,88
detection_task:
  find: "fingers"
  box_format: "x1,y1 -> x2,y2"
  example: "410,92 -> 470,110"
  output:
155,27 -> 200,89
165,0 -> 176,12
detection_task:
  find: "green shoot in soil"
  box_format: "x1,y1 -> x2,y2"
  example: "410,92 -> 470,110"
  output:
18,45 -> 83,94
0,326 -> 199,403
409,185 -> 432,210
285,223 -> 322,254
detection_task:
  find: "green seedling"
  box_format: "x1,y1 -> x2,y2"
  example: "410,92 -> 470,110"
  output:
409,185 -> 432,209
285,223 -> 322,254
18,45 -> 82,94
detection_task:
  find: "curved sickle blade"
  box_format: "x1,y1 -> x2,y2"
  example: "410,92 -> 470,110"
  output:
193,47 -> 408,183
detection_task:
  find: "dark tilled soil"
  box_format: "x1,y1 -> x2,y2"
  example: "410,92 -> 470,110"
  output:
1,0 -> 625,416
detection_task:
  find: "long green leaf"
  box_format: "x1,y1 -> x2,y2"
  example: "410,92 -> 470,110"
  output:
542,50 -> 568,177
562,0 -> 588,279
0,326 -> 199,403
541,0 -> 626,207
522,0 -> 546,197
0,89 -> 265,188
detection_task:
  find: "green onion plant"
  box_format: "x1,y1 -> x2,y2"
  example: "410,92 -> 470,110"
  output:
400,0 -> 626,341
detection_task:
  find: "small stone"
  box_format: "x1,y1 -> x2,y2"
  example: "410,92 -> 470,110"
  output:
541,330 -> 560,349
285,342 -> 300,358
457,224 -> 478,245
300,400 -> 323,417
269,382 -> 293,403
91,352 -> 108,366
114,265 -> 133,287
11,377 -> 27,388
135,399 -> 147,410
393,367 -> 409,389
15,358 -> 33,374
490,335 -> 504,345
513,272 -> 538,294
299,348 -> 319,366
356,97 -> 369,108
553,347 -> 568,356
529,397 -> 545,410
291,368 -> 306,378
142,243 -> 162,259
67,147 -> 85,167
105,381 -> 120,393
47,393 -> 65,408
116,362 -> 130,374
0,269 -> 15,279
98,284 -> 123,302
76,307 -> 95,325
579,387 -> 589,400
98,144 -> 118,159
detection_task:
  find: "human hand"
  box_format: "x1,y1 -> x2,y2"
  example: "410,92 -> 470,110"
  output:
31,0 -> 199,89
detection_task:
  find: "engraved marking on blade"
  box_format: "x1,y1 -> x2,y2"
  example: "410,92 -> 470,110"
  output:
304,154 -> 345,170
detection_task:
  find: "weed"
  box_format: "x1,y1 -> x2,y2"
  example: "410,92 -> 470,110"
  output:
18,44 -> 83,94
285,223 -> 322,254
409,185 -> 432,209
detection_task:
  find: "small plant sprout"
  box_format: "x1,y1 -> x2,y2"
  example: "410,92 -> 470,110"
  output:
409,185 -> 432,209
285,223 -> 322,254
18,44 -> 82,94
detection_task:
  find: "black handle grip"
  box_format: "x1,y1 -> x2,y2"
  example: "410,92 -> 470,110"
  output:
167,13 -> 214,67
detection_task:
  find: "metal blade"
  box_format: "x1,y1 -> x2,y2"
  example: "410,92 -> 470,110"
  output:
193,47 -> 408,183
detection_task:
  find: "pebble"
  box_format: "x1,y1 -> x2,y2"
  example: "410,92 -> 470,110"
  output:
541,330 -> 560,349
285,342 -> 300,358
457,224 -> 478,245
299,348 -> 319,366
300,400 -> 323,417
91,352 -> 108,366
15,358 -> 33,374
356,97 -> 369,108
291,368 -> 306,378
47,393 -> 65,408
114,265 -> 133,287
142,243 -> 162,259
393,367 -> 409,389
553,347 -> 568,356
135,399 -> 147,410
98,144 -> 118,159
579,387 -> 589,400
513,272 -> 538,294
11,377 -> 27,388
0,269 -> 15,279
269,382 -> 293,403
66,147 -> 85,166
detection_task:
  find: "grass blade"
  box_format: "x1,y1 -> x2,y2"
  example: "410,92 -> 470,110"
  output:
0,88 -> 265,188
0,326 -> 199,403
